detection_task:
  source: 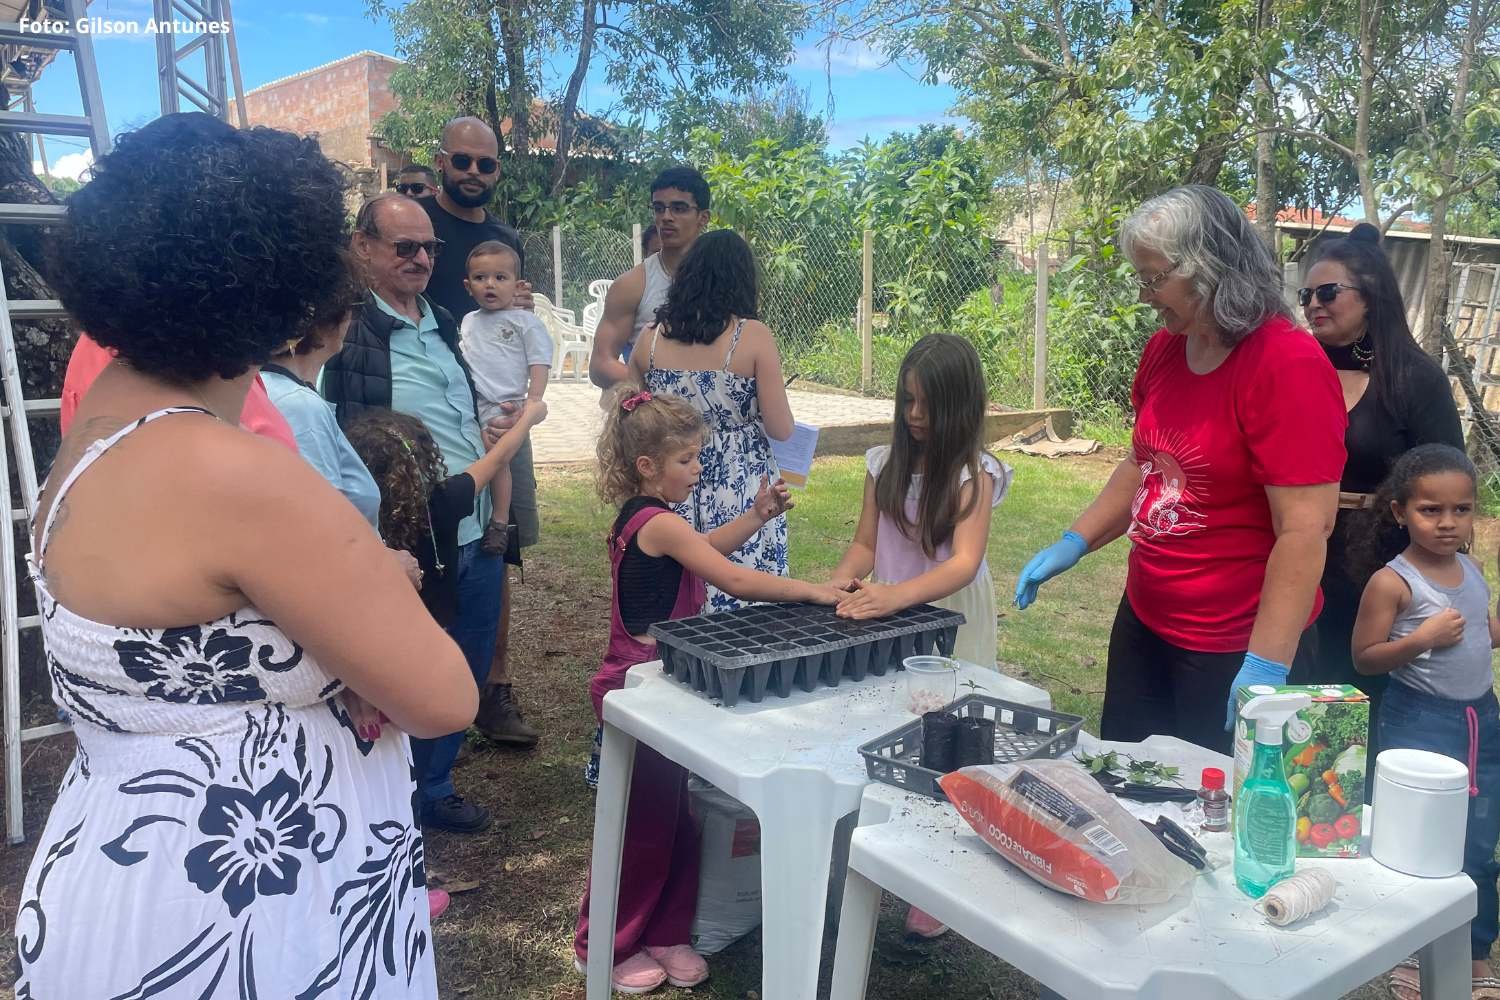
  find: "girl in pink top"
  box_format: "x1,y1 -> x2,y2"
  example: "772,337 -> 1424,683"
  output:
831,334 -> 1011,670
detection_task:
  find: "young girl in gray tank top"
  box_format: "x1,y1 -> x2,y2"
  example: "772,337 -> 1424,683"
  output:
1351,444 -> 1500,987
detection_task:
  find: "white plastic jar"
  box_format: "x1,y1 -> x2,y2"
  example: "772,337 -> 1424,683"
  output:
1370,748 -> 1471,878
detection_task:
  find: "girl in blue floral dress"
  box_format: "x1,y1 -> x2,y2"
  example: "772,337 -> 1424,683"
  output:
628,229 -> 795,612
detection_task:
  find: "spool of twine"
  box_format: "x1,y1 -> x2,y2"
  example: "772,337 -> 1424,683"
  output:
1256,868 -> 1337,926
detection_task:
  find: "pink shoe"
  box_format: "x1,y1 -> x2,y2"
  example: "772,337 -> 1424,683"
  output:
904,905 -> 948,939
428,889 -> 450,921
644,944 -> 709,988
572,951 -> 668,994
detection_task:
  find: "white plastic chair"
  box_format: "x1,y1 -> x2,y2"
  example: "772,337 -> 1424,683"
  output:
581,301 -> 603,337
533,292 -> 577,327
588,279 -> 612,306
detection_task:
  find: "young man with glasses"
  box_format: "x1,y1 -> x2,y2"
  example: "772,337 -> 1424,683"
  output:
589,166 -> 711,389
395,163 -> 437,199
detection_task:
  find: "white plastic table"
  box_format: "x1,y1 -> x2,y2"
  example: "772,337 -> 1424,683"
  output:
585,660 -> 1053,1000
829,734 -> 1477,1000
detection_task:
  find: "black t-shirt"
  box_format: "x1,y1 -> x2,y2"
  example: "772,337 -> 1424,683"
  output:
416,473 -> 478,629
1325,352 -> 1464,589
613,497 -> 683,636
420,197 -> 526,326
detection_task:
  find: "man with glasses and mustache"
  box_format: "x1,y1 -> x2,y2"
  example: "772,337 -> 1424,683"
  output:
323,192 -> 514,833
589,166 -> 711,389
417,116 -> 543,752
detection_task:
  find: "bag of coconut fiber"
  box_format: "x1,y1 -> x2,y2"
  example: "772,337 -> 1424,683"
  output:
939,759 -> 1198,905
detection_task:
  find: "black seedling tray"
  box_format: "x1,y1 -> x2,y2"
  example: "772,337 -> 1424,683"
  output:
648,602 -> 964,707
859,694 -> 1084,799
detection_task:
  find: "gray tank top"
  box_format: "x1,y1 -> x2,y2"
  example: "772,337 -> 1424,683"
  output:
1386,552 -> 1495,702
631,253 -> 672,351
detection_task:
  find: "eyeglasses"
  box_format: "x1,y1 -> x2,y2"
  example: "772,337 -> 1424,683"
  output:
395,182 -> 429,195
1297,282 -> 1361,307
440,149 -> 499,175
651,200 -> 700,218
380,237 -> 444,260
1136,262 -> 1180,294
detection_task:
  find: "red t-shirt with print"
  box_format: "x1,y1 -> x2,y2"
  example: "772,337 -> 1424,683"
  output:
1124,314 -> 1346,652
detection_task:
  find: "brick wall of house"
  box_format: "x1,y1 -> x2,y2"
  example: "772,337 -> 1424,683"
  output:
228,53 -> 402,169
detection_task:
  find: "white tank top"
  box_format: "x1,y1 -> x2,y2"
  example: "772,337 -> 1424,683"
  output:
631,253 -> 672,350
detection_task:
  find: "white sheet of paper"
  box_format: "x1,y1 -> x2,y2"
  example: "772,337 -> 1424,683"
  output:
771,421 -> 819,488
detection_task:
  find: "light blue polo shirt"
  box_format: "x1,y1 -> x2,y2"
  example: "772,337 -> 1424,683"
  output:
372,292 -> 490,545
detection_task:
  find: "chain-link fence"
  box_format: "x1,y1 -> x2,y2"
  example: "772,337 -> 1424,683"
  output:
517,226 -> 637,316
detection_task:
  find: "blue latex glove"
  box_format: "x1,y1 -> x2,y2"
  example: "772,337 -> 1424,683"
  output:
1014,530 -> 1089,610
1225,652 -> 1289,731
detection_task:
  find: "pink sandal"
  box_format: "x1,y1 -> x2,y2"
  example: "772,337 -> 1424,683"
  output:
644,944 -> 709,988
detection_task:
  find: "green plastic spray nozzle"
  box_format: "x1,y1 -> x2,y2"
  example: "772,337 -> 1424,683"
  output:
1240,693 -> 1312,745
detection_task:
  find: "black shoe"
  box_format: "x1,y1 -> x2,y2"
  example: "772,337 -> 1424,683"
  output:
474,683 -> 540,748
421,794 -> 492,834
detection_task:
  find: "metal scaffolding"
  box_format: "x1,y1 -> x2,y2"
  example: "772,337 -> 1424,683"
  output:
154,0 -> 228,118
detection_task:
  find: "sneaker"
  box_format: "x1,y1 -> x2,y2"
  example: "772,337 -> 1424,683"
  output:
480,521 -> 510,557
644,945 -> 709,988
904,905 -> 948,939
475,683 -> 540,748
421,794 -> 492,834
573,951 -> 668,994
427,889 -> 451,921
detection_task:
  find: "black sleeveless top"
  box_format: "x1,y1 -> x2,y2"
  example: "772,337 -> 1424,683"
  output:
614,497 -> 684,635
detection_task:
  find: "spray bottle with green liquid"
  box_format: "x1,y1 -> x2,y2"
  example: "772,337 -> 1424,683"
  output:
1233,692 -> 1312,897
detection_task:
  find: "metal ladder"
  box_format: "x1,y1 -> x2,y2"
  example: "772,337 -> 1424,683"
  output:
0,0 -> 110,844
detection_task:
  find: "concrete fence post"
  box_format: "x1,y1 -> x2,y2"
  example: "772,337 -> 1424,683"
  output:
861,229 -> 874,393
1033,242 -> 1049,410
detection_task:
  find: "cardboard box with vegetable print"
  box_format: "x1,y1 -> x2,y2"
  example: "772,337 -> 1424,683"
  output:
1232,684 -> 1369,858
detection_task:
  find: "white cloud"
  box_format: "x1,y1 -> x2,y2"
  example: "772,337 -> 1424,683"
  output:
792,40 -> 890,75
35,149 -> 94,182
293,12 -> 332,25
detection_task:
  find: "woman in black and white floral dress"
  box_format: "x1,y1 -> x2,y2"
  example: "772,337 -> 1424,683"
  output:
13,113 -> 478,998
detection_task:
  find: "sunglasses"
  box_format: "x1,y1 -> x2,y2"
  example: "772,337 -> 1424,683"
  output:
395,182 -> 429,195
1297,282 -> 1361,307
440,149 -> 499,174
383,237 -> 443,260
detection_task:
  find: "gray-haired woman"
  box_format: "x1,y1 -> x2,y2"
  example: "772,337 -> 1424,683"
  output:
1014,185 -> 1348,754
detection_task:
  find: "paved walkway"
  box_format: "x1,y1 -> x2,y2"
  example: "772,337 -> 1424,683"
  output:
531,381 -> 895,464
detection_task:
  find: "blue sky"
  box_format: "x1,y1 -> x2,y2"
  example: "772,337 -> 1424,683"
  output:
27,0 -> 960,177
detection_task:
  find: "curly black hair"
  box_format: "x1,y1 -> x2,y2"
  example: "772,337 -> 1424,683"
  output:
654,229 -> 759,346
342,410 -> 448,555
278,249 -> 364,357
1346,443 -> 1479,581
45,112 -> 352,383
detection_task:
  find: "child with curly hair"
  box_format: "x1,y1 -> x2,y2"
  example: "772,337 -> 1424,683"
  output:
344,404 -> 545,635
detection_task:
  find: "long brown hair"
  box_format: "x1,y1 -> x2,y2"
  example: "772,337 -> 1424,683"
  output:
596,383 -> 706,507
876,334 -> 988,557
342,411 -> 448,553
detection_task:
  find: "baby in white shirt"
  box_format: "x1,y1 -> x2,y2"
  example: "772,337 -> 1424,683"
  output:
458,240 -> 553,556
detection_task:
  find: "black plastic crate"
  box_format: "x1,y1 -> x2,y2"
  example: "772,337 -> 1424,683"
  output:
859,694 -> 1084,799
649,602 -> 964,707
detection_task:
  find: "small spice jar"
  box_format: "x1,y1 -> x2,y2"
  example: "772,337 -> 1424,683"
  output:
1198,767 -> 1230,832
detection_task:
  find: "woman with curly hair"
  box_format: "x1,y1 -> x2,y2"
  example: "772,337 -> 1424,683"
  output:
14,113 -> 474,997
626,228 -> 795,611
344,406 -> 545,630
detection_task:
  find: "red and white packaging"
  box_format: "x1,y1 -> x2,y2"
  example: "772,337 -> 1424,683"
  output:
939,759 -> 1197,905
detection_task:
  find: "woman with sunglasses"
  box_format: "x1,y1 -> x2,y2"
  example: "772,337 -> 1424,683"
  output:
1289,223 -> 1463,760
1015,185 -> 1346,755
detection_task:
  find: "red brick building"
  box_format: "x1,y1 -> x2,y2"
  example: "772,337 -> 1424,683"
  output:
227,50 -> 404,179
